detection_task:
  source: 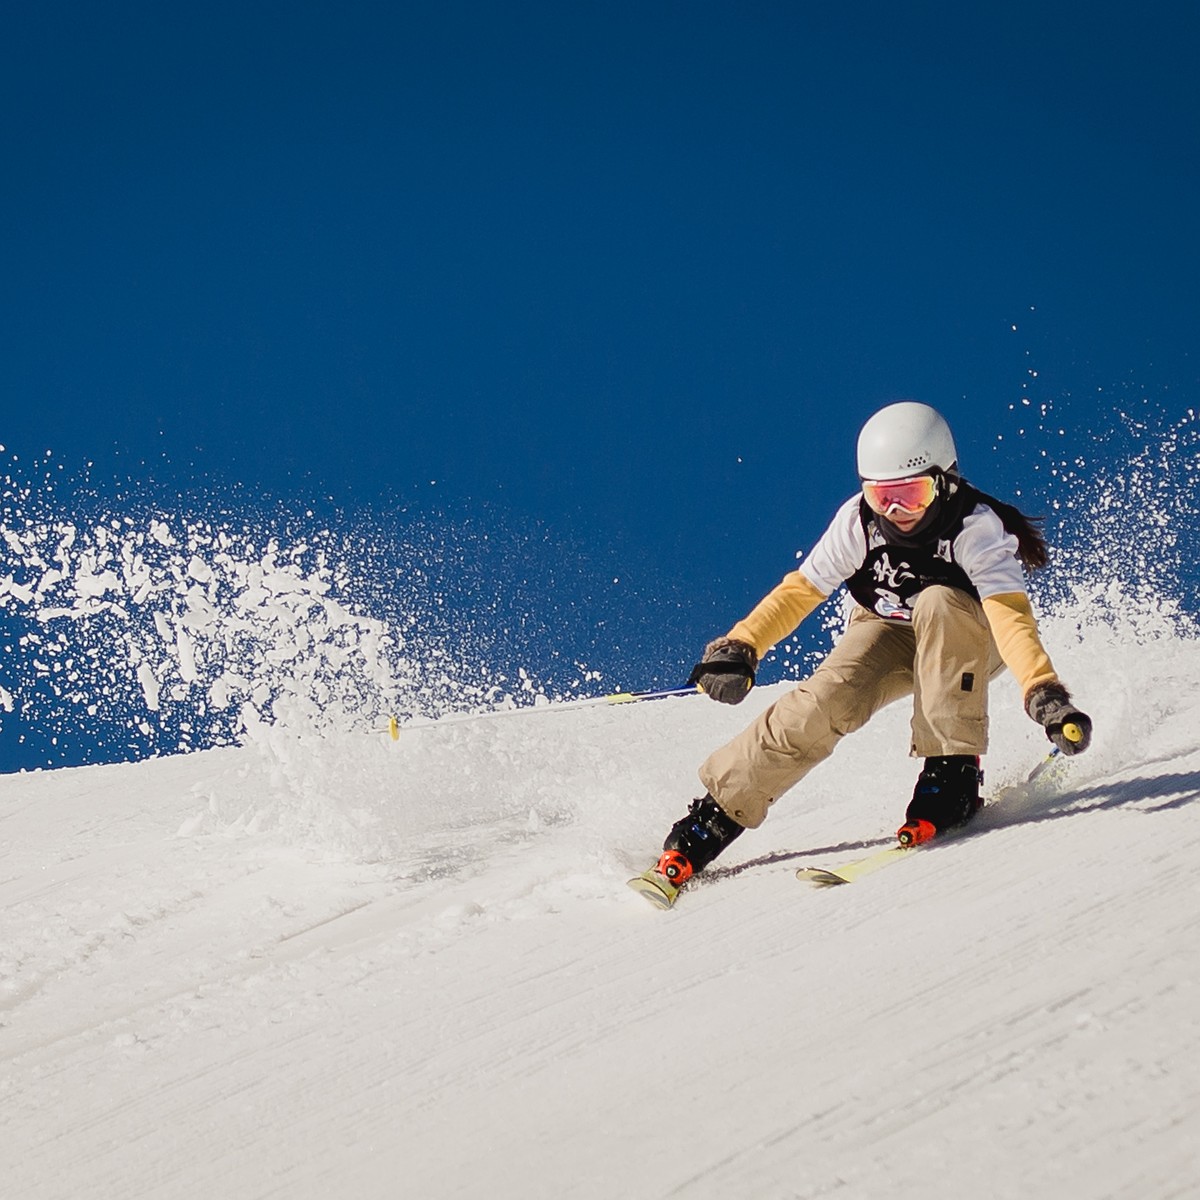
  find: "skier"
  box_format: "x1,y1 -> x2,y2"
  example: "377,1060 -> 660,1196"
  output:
639,401 -> 1092,901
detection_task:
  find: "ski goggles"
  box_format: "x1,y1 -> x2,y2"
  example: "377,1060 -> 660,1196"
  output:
861,473 -> 939,516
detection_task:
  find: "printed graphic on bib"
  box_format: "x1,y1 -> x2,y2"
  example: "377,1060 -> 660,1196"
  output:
848,543 -> 978,620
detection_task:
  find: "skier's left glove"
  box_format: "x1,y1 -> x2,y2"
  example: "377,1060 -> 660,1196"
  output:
687,637 -> 758,705
1025,681 -> 1092,755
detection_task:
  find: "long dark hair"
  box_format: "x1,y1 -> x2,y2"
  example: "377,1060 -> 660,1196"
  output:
958,481 -> 1049,571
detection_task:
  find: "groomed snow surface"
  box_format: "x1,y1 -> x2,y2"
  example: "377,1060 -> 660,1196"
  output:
3,597 -> 1199,1199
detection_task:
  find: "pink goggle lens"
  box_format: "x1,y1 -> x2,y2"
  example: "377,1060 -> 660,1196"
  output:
861,474 -> 938,516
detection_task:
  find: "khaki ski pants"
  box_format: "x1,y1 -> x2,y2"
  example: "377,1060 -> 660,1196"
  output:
699,586 -> 1004,829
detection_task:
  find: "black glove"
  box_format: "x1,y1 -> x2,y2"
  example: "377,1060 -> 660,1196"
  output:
687,637 -> 758,705
1025,681 -> 1092,755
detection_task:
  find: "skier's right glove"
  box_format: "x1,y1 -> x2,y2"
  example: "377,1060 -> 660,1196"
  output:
1025,681 -> 1093,755
687,637 -> 758,705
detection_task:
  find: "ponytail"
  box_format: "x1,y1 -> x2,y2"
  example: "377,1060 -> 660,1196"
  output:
958,481 -> 1049,571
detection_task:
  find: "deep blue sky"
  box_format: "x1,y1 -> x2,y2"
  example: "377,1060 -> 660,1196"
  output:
1,2 -> 1198,764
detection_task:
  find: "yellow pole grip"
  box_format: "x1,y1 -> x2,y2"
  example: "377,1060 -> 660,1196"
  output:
1062,721 -> 1083,744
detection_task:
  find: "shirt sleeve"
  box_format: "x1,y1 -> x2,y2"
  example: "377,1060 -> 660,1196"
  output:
725,497 -> 864,655
794,496 -> 868,594
981,593 -> 1059,696
956,505 -> 1059,695
726,571 -> 828,655
953,505 -> 1028,599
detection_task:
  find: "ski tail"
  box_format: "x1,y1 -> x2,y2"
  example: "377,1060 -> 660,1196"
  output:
627,868 -> 682,908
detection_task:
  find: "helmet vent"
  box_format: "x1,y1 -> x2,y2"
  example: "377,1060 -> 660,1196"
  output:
901,453 -> 931,469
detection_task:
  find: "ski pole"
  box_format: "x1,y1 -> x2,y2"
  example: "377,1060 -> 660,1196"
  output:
599,685 -> 700,705
372,684 -> 700,738
1024,721 -> 1084,783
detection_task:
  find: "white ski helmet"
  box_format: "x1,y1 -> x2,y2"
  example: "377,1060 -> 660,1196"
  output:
856,401 -> 958,480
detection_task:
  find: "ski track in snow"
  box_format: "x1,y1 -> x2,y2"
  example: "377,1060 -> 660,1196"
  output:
2,614 -> 1200,1199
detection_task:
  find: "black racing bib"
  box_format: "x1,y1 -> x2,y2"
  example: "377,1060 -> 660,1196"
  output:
846,503 -> 979,621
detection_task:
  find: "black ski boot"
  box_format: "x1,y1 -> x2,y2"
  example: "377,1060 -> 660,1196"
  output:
627,796 -> 746,909
897,755 -> 983,846
655,794 -> 745,885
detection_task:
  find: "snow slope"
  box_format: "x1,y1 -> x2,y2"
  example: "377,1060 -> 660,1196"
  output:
3,594 -> 1200,1200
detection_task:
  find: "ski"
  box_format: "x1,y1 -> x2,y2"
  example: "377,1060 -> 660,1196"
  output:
796,749 -> 1067,886
796,844 -> 917,886
795,825 -> 975,885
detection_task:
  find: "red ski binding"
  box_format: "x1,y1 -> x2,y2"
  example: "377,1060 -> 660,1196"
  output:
654,849 -> 695,885
896,819 -> 938,848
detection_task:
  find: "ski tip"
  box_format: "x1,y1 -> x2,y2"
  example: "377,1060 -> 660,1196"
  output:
795,866 -> 851,886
